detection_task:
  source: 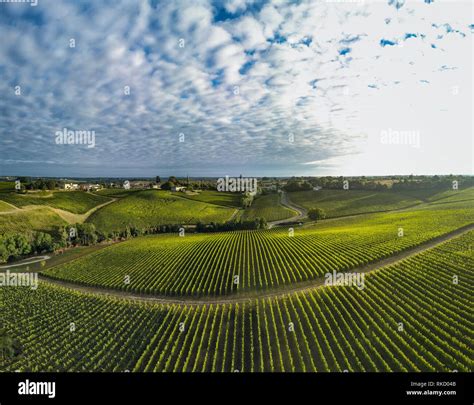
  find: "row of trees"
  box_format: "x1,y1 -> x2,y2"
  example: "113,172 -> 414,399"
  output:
196,218 -> 267,233
0,232 -> 54,263
284,175 -> 474,191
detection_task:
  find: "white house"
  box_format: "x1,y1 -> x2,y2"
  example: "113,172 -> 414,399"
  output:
171,186 -> 186,192
64,183 -> 79,190
313,186 -> 322,191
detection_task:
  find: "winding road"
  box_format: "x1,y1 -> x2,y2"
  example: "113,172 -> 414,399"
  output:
267,191 -> 308,228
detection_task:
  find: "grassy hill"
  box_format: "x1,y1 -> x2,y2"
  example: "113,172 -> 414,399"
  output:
0,191 -> 111,214
240,194 -> 296,222
173,190 -> 241,208
87,190 -> 236,234
0,207 -> 67,233
289,187 -> 474,219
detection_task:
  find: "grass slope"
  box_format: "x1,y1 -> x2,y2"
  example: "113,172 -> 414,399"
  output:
172,190 -> 241,208
87,190 -> 236,234
0,191 -> 111,214
0,207 -> 67,234
241,194 -> 296,222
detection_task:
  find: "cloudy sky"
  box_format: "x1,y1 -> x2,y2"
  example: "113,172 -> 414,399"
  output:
0,0 -> 472,178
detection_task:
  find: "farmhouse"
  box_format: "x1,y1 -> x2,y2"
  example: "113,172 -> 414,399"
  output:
80,183 -> 101,192
64,183 -> 79,190
171,186 -> 186,192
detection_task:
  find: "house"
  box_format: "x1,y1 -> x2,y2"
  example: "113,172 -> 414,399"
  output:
64,183 -> 79,191
313,186 -> 322,191
80,183 -> 101,192
171,186 -> 186,192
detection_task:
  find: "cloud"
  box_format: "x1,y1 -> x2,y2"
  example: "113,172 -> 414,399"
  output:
0,0 -> 472,177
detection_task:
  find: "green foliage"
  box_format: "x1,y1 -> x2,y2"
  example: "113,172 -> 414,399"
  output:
308,207 -> 326,221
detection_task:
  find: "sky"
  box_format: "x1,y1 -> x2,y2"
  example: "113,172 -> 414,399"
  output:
0,0 -> 472,178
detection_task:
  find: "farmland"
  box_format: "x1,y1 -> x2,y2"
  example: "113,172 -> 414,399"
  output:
43,203 -> 473,296
173,190 -> 241,208
240,194 -> 296,222
288,187 -> 474,219
87,190 -> 237,234
0,191 -> 111,214
1,230 -> 472,372
0,207 -> 67,234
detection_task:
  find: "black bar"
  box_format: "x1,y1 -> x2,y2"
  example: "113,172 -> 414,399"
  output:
0,372 -> 471,404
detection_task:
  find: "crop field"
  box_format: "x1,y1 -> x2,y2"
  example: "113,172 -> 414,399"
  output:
87,190 -> 236,234
2,231 -> 472,372
289,187 -> 474,219
173,190 -> 241,208
95,189 -> 141,197
0,207 -> 67,234
288,189 -> 422,218
0,191 -> 111,214
43,204 -> 473,296
240,194 -> 296,222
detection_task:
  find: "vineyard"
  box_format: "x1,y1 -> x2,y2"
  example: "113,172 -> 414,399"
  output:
43,205 -> 473,296
173,190 -> 242,208
240,194 -> 296,222
1,231 -> 472,372
86,190 -> 236,234
288,187 -> 474,219
0,191 -> 111,214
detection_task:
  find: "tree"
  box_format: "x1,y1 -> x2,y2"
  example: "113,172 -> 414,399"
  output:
32,232 -> 53,253
160,181 -> 174,190
308,207 -> 326,221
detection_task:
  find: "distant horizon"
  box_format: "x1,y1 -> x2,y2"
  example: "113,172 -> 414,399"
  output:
1,172 -> 473,180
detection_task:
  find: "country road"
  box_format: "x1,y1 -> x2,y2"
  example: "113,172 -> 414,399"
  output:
267,191 -> 307,228
39,222 -> 474,306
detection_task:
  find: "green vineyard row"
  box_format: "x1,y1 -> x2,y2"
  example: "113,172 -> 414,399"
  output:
43,207 -> 473,297
1,231 -> 472,372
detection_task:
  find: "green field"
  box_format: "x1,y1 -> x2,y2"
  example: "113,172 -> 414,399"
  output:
240,194 -> 296,222
87,190 -> 237,234
288,189 -> 422,218
0,191 -> 111,214
95,188 -> 142,198
0,181 -> 15,193
0,207 -> 67,234
43,203 -> 473,296
173,190 -> 241,208
289,187 -> 474,219
0,200 -> 15,212
2,231 -> 472,372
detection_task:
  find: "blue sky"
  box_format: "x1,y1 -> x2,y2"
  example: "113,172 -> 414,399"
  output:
0,0 -> 472,178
